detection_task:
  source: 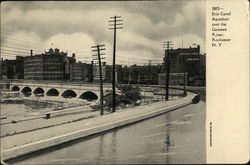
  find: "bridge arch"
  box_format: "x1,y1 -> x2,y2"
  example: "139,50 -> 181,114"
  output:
21,86 -> 32,96
12,86 -> 20,91
79,91 -> 98,101
62,90 -> 77,98
33,87 -> 45,95
46,88 -> 59,96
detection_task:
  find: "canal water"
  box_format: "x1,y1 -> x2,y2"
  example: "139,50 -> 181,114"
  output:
7,90 -> 206,164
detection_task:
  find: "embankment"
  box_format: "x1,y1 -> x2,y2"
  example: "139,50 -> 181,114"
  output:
1,92 -> 198,162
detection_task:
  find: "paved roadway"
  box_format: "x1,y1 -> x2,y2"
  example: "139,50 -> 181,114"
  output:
6,89 -> 206,164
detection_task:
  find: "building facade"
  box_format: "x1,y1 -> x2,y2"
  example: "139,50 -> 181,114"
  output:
158,73 -> 188,86
70,62 -> 92,81
122,64 -> 162,85
0,56 -> 24,79
105,64 -> 123,83
24,48 -> 69,80
1,48 -> 94,82
93,62 -> 106,82
163,45 -> 205,85
65,53 -> 76,80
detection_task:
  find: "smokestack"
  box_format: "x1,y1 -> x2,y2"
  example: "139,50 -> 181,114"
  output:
30,49 -> 33,56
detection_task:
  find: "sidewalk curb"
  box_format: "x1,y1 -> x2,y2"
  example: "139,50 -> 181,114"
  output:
1,97 -> 194,161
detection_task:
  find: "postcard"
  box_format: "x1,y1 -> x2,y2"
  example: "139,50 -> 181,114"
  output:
0,0 -> 249,164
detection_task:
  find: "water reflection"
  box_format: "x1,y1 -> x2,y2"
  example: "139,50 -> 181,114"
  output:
111,131 -> 117,164
97,135 -> 104,163
166,114 -> 171,163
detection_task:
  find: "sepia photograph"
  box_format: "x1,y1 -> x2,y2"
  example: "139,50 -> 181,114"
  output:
2,0 -> 247,164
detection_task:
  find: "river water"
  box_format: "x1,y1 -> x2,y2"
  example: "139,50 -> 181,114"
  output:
7,90 -> 206,164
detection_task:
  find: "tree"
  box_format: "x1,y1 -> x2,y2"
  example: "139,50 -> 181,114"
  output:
120,85 -> 141,104
104,85 -> 141,109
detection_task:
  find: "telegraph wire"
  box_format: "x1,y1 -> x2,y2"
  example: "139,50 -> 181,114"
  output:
2,34 -> 164,62
1,46 -> 164,65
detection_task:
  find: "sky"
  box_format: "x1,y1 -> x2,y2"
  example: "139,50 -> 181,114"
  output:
1,0 -> 206,65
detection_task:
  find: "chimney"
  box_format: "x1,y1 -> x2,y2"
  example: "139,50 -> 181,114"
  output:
30,49 -> 33,56
55,48 -> 60,54
72,53 -> 75,59
49,48 -> 53,53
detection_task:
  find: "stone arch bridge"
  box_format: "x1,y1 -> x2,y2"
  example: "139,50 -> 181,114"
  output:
1,81 -> 117,101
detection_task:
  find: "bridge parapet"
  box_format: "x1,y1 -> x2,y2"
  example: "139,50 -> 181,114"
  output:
1,81 -> 117,100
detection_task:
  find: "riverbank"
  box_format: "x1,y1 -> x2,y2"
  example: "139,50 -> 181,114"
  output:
0,96 -> 92,122
1,92 -> 197,161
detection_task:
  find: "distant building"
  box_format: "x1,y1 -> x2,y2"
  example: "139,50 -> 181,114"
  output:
1,59 -> 13,79
70,62 -> 92,81
70,62 -> 83,81
87,62 -> 94,82
1,48 -> 95,82
65,53 -> 76,80
158,73 -> 188,86
105,64 -> 123,83
24,48 -> 69,80
122,64 -> 162,85
92,63 -> 124,83
163,45 -> 205,85
0,56 -> 24,79
93,62 -> 106,82
15,56 -> 24,79
199,53 -> 206,79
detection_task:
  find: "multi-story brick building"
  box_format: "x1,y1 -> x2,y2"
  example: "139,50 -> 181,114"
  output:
93,62 -> 106,82
0,56 -> 24,79
105,64 -> 123,83
158,73 -> 188,86
24,48 -> 70,80
70,62 -> 92,81
122,64 -> 162,85
162,45 -> 205,85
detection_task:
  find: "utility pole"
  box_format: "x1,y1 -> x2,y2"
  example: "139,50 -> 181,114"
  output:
163,41 -> 174,101
183,72 -> 187,96
109,15 -> 123,113
92,44 -> 105,115
148,60 -> 152,85
138,66 -> 140,84
128,58 -> 131,84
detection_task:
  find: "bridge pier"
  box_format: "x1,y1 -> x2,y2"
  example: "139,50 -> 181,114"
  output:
2,81 -> 109,101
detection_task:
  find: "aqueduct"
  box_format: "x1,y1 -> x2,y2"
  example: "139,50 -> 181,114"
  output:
2,81 -> 116,101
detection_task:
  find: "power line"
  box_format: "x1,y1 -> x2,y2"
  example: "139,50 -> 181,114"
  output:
1,49 -> 30,54
0,51 -> 163,65
1,46 -> 29,51
1,42 -> 43,52
1,33 -> 45,44
1,45 -> 42,52
1,34 -> 91,54
1,36 -> 44,45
